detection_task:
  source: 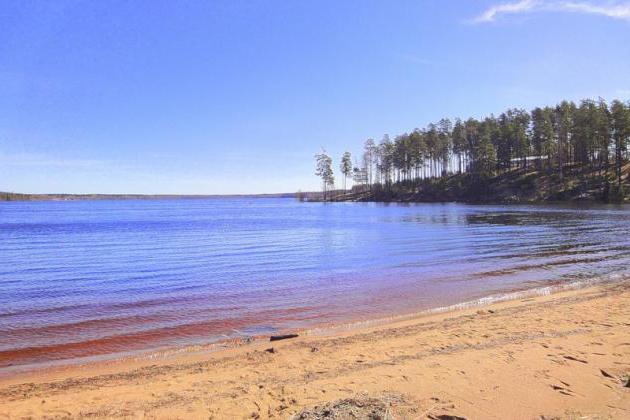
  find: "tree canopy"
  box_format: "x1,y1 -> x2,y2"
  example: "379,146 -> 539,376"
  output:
315,98 -> 630,201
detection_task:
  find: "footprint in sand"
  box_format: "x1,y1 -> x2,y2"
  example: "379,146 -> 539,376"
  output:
562,355 -> 588,364
550,384 -> 573,396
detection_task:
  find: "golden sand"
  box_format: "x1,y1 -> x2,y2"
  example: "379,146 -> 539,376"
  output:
1,283 -> 629,419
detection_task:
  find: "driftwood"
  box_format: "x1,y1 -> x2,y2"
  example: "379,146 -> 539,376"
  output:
270,334 -> 299,342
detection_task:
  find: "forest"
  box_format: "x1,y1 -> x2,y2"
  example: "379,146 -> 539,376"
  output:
314,98 -> 630,203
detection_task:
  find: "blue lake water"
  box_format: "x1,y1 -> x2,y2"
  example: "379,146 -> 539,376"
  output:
1,198 -> 629,371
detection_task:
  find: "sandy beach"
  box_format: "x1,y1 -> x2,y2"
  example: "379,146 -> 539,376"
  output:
1,282 -> 629,419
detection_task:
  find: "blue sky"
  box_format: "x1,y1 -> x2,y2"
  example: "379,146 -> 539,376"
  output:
1,0 -> 629,194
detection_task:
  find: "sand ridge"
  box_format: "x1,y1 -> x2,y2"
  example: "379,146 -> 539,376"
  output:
1,283 -> 629,419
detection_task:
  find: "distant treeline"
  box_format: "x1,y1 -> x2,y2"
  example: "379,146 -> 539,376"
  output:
0,192 -> 296,202
1,192 -> 31,201
315,98 -> 630,202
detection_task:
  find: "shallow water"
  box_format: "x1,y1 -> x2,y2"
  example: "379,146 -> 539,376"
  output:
1,199 -> 629,371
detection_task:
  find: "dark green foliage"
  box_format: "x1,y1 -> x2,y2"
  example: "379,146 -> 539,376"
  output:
610,183 -> 626,203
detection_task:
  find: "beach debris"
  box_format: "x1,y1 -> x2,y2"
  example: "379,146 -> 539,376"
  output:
265,347 -> 276,354
624,376 -> 630,388
293,393 -> 411,419
270,334 -> 299,342
428,415 -> 467,420
310,347 -> 319,352
293,395 -> 394,419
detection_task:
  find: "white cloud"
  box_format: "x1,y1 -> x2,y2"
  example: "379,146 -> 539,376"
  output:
558,1 -> 630,19
473,0 -> 538,23
471,0 -> 630,23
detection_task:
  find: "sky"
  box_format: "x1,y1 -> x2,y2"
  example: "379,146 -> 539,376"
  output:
1,0 -> 629,194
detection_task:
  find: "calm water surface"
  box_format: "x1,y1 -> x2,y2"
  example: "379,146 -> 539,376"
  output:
1,199 -> 629,371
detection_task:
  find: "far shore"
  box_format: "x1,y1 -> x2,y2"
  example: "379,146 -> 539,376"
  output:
0,192 -> 297,201
1,282 -> 628,419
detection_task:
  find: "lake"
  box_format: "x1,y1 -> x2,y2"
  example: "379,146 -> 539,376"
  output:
1,199 -> 629,372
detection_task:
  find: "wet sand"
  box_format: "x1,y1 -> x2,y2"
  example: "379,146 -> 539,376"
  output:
1,283 -> 629,419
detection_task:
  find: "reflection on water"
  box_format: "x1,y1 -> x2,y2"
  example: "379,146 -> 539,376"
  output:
0,199 -> 629,371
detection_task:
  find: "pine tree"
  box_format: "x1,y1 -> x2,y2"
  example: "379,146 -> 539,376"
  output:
611,100 -> 630,195
315,150 -> 334,200
340,152 -> 352,191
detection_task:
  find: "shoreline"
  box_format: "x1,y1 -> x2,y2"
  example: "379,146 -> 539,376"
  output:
0,193 -> 298,202
1,276 -> 621,380
1,281 -> 629,418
